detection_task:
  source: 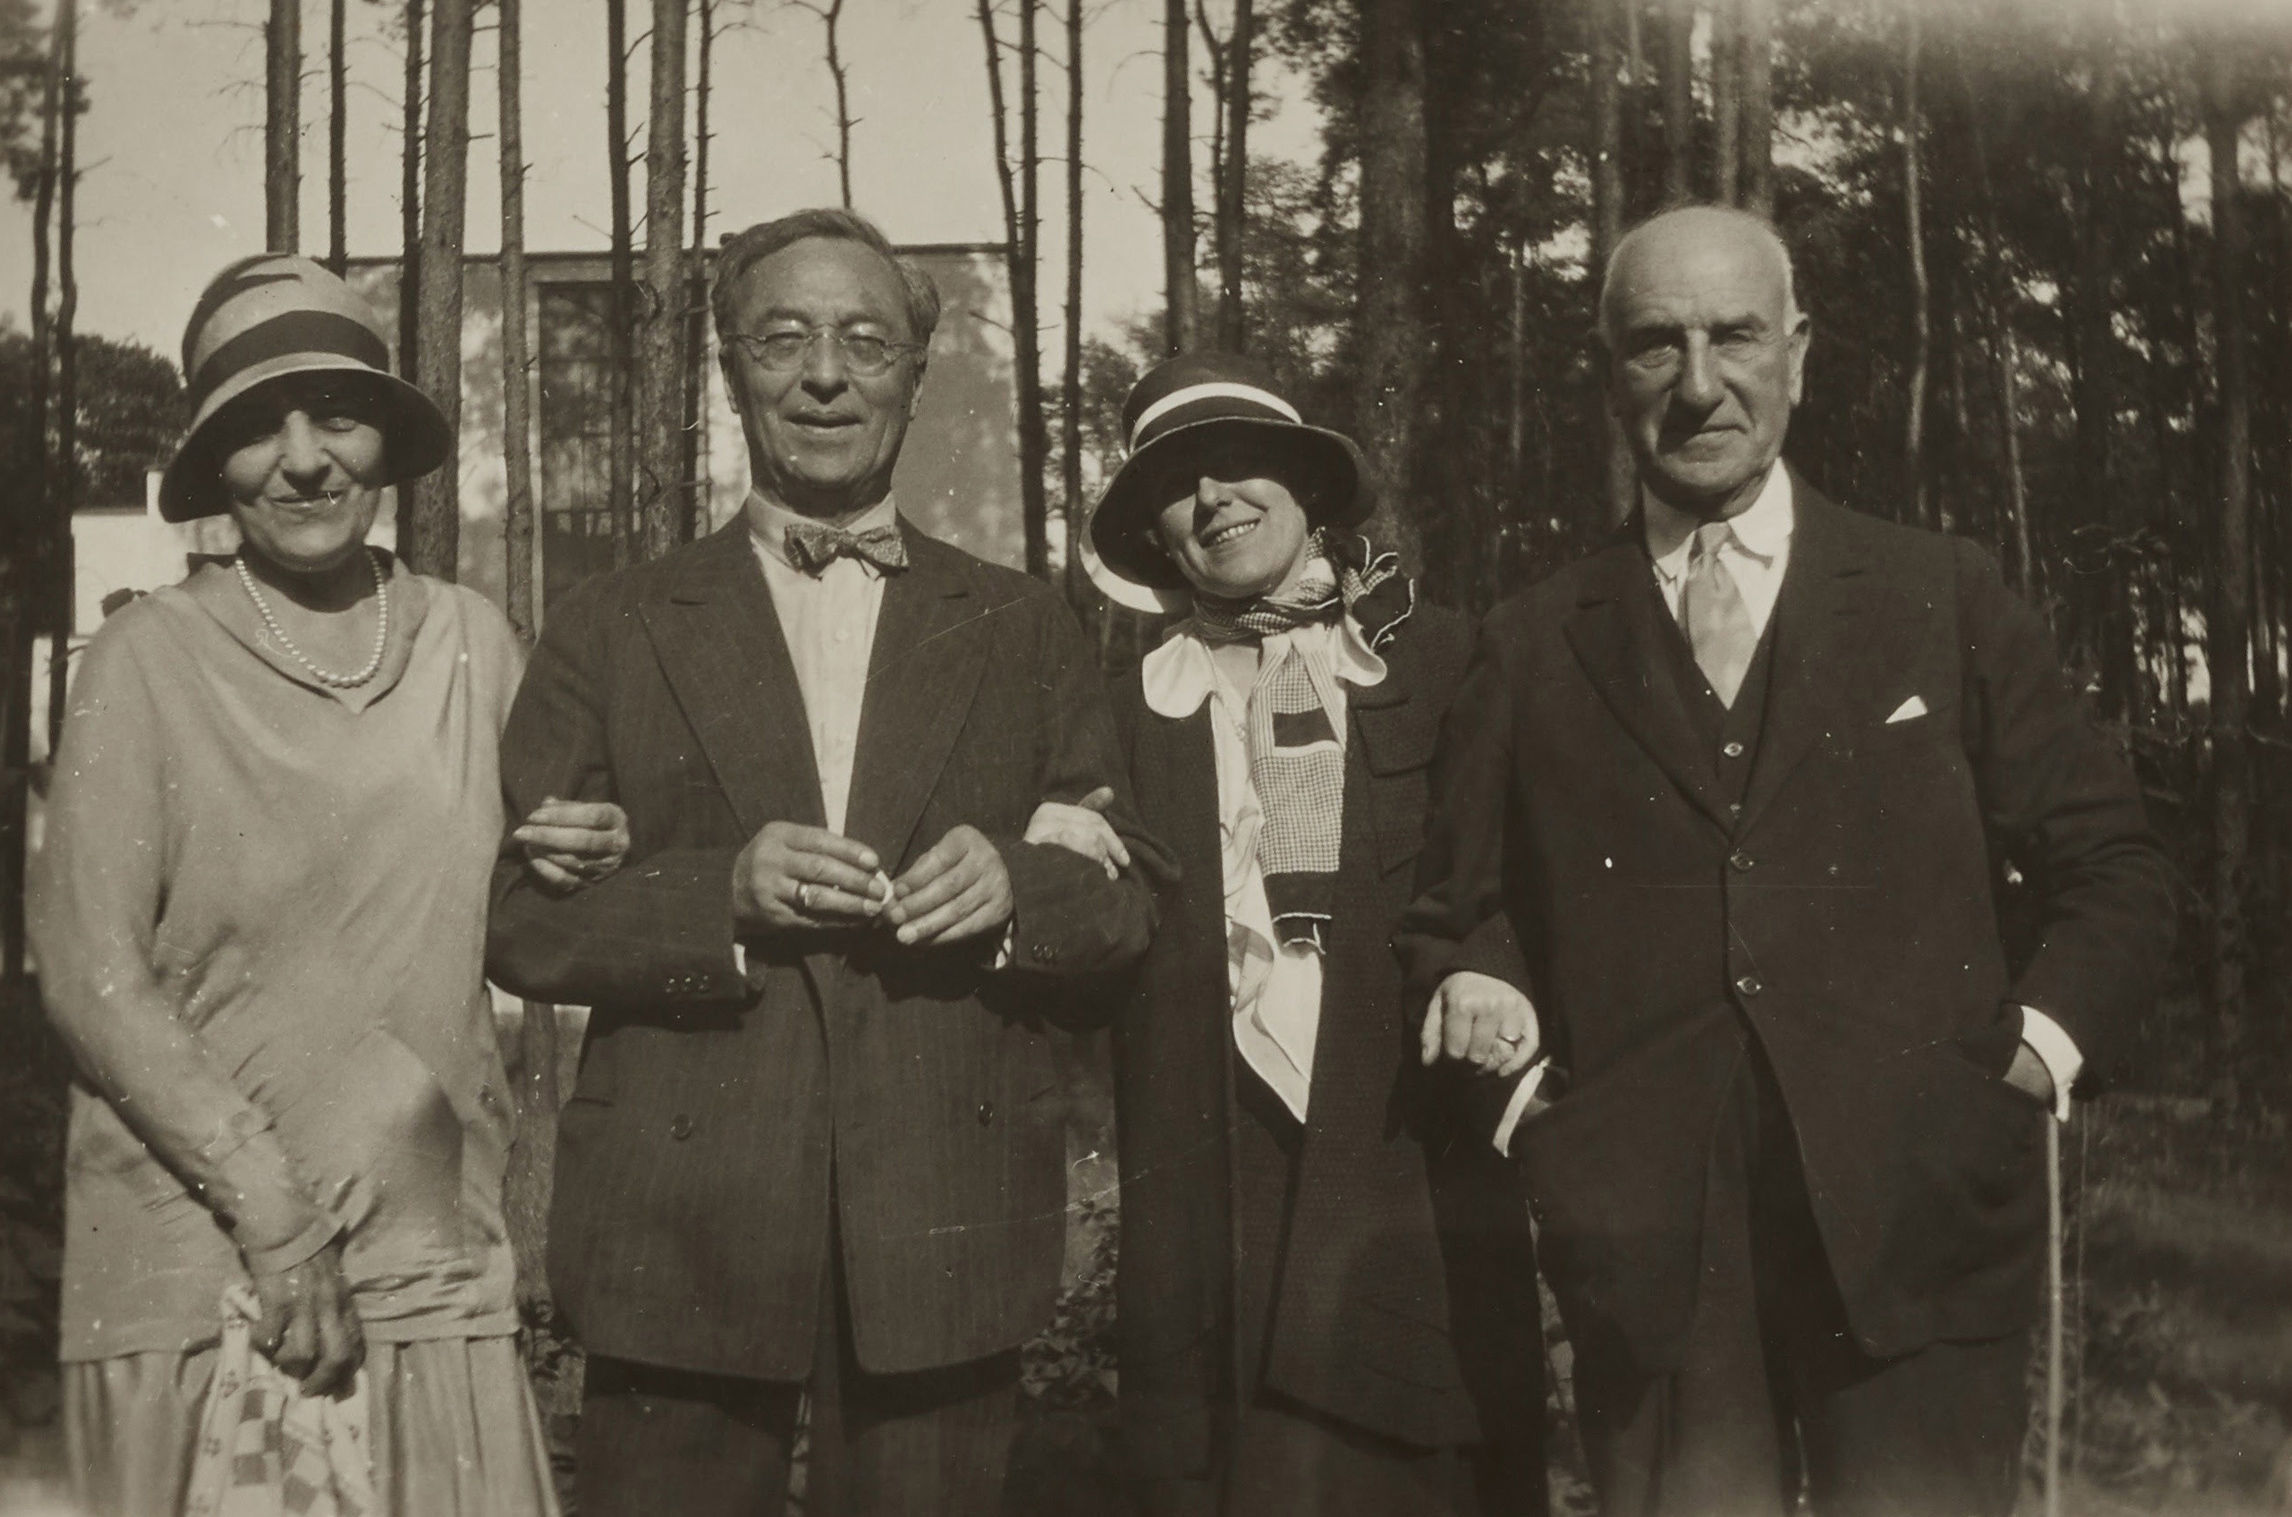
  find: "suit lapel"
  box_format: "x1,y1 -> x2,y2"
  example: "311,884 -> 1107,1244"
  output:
841,528 -> 993,868
1564,532 -> 1734,832
641,524 -> 826,835
1737,482 -> 1904,832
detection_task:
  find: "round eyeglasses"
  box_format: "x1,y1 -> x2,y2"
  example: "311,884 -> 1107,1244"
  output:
725,326 -> 924,378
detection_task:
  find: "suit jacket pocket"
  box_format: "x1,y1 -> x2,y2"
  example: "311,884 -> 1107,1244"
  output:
1873,1044 -> 2044,1322
1516,1004 -> 1745,1376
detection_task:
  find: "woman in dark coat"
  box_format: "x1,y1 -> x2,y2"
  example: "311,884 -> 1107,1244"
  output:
1049,353 -> 1546,1515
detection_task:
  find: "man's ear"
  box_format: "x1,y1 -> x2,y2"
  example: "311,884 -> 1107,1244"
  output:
907,360 -> 929,419
719,351 -> 743,417
1785,315 -> 1812,408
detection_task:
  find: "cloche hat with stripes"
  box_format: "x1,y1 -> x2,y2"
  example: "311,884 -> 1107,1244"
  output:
1088,351 -> 1368,591
159,254 -> 452,523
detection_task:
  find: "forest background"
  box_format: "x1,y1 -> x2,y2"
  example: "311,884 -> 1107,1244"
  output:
2,0 -> 2291,1511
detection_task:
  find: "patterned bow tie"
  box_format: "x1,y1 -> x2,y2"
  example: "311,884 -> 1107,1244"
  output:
784,519 -> 909,577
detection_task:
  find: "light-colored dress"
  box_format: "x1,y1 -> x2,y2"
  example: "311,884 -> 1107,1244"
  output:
29,554 -> 557,1517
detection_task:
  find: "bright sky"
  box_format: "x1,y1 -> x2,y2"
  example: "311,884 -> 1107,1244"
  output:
0,0 -> 1323,367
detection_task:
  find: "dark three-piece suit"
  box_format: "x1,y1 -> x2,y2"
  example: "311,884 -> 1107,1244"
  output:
486,520 -> 1160,1516
1399,477 -> 2173,1516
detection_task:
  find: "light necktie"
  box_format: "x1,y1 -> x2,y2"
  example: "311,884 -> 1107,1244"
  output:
1680,520 -> 1757,707
784,520 -> 909,577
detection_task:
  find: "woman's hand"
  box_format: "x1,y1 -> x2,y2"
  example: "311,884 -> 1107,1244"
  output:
1022,787 -> 1130,879
250,1239 -> 365,1398
515,797 -> 631,892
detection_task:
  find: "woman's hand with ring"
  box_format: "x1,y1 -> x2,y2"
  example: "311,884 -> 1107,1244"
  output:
249,1238 -> 364,1398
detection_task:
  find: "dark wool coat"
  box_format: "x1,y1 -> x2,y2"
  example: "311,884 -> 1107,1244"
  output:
486,521 -> 1164,1382
1399,482 -> 2174,1380
1110,601 -> 1543,1478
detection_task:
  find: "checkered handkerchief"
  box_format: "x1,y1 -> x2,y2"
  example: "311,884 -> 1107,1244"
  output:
186,1286 -> 374,1517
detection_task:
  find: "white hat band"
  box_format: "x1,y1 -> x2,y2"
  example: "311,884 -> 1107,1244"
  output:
1128,381 -> 1303,453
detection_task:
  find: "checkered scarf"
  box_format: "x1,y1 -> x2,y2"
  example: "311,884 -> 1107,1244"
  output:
1189,532 -> 1403,953
186,1286 -> 373,1517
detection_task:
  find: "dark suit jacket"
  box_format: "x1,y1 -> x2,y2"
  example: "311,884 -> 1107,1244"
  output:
1112,604 -> 1542,1473
1397,480 -> 2172,1376
486,520 -> 1161,1381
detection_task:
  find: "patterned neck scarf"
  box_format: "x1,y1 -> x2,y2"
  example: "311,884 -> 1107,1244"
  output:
1189,532 -> 1406,954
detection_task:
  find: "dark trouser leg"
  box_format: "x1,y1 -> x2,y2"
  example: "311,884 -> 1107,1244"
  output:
575,1356 -> 802,1517
1570,1042 -> 1790,1517
1750,1050 -> 2032,1517
806,1215 -> 1021,1517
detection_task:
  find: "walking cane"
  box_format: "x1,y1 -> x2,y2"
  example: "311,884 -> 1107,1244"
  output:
2043,1113 -> 2065,1517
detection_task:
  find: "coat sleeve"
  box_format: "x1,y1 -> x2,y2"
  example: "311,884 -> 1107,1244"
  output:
1954,539 -> 2174,1078
29,618 -> 336,1274
992,593 -> 1169,982
1395,610 -> 1536,1001
484,581 -> 749,1009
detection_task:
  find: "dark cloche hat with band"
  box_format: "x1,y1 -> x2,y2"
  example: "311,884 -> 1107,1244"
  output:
1089,351 -> 1369,591
160,254 -> 453,523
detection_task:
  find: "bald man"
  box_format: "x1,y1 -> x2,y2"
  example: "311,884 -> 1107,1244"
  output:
1399,206 -> 2172,1516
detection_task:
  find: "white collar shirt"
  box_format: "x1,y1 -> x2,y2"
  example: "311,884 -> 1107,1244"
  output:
746,492 -> 898,836
1643,462 -> 1795,640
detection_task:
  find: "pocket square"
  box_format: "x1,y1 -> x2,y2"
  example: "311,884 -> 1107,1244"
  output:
1885,695 -> 1929,724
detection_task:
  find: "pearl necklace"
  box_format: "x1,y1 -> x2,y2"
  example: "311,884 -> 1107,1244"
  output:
235,546 -> 390,689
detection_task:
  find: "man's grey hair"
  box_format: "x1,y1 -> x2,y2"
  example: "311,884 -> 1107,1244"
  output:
1594,204 -> 1803,347
711,207 -> 943,347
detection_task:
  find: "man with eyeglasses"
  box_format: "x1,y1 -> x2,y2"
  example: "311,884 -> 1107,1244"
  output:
487,207 -> 1165,1517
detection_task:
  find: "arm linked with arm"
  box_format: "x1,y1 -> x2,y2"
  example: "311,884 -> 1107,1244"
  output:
483,584 -> 748,1008
994,595 -> 1171,983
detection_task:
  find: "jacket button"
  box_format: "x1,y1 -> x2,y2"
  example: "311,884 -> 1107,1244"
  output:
977,1101 -> 995,1126
1730,852 -> 1754,872
1722,741 -> 1746,759
1030,943 -> 1055,965
669,1115 -> 694,1140
1736,975 -> 1763,998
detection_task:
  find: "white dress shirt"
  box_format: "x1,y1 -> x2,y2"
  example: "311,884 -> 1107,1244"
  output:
1489,466 -> 2082,1155
1141,615 -> 1387,1122
747,492 -> 895,835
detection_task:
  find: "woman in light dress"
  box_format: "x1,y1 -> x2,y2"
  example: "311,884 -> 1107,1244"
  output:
31,254 -> 625,1516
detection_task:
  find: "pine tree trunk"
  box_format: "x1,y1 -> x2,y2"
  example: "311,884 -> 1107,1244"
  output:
638,0 -> 689,562
1739,0 -> 1774,215
46,0 -> 76,760
1355,0 -> 1427,568
398,0 -> 423,378
266,0 -> 300,252
1215,0 -> 1251,350
405,0 -> 471,580
1903,5 -> 1930,529
2078,42 -> 2127,718
499,0 -> 534,642
682,0 -> 715,523
2202,46 -> 2252,1102
1712,0 -> 1740,205
5,11 -> 62,989
605,0 -> 635,569
978,0 -> 1049,579
327,0 -> 346,273
1588,0 -> 1632,527
1659,0 -> 1693,205
1161,0 -> 1196,354
1061,0 -> 1086,608
1965,88 -> 2032,597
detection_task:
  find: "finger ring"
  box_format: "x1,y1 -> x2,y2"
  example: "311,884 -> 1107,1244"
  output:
796,882 -> 814,912
1498,1033 -> 1525,1047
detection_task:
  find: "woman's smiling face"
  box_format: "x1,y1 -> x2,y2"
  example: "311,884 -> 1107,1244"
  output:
1149,437 -> 1316,602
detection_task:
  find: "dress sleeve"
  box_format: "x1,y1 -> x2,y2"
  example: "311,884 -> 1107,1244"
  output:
29,614 -> 335,1273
